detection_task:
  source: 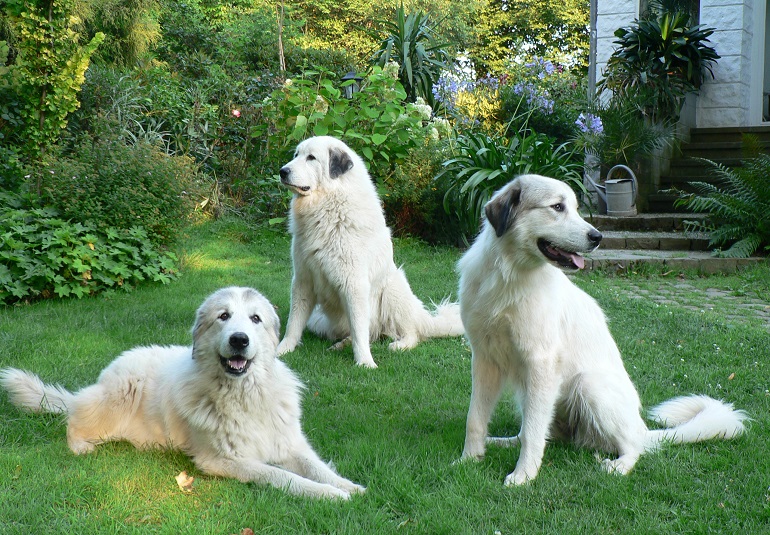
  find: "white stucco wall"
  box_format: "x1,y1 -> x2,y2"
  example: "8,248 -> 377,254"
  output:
697,0 -> 754,127
595,0 -> 638,91
595,0 -> 763,128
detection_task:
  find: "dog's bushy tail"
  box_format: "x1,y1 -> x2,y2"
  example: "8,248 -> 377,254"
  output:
0,367 -> 74,414
422,299 -> 464,338
645,394 -> 749,450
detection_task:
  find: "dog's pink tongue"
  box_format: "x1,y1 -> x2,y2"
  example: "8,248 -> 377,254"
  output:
571,253 -> 585,270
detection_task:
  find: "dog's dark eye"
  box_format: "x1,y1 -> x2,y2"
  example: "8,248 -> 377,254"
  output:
250,314 -> 261,324
218,312 -> 230,321
306,154 -> 316,161
552,203 -> 564,212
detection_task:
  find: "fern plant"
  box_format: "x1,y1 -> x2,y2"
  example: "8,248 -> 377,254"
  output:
675,140 -> 770,258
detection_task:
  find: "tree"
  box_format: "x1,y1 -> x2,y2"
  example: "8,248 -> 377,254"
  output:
287,0 -> 480,66
467,0 -> 589,76
86,0 -> 161,66
2,0 -> 104,160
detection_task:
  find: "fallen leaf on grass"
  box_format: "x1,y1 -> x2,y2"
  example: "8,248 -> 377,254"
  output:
231,529 -> 254,535
728,373 -> 735,380
175,471 -> 194,493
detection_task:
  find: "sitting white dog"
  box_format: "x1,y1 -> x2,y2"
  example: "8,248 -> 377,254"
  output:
277,136 -> 463,368
458,175 -> 749,485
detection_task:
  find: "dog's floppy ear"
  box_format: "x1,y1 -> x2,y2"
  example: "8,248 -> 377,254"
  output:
485,180 -> 522,238
329,147 -> 353,178
191,310 -> 211,360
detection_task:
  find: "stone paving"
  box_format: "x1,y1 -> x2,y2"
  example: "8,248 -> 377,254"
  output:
616,281 -> 770,330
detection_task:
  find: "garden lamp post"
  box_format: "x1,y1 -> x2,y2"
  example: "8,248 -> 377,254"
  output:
341,71 -> 363,99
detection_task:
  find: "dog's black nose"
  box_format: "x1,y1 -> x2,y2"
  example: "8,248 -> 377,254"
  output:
279,167 -> 289,181
588,228 -> 603,244
229,332 -> 249,349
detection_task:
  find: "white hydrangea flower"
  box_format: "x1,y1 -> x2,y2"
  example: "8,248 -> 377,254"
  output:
314,95 -> 329,114
384,62 -> 400,79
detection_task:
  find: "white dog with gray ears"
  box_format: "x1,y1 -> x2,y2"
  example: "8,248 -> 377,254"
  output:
277,136 -> 463,368
458,174 -> 749,485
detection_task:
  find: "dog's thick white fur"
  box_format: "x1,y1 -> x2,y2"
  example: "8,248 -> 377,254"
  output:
276,136 -> 463,368
458,174 -> 749,485
0,287 -> 365,499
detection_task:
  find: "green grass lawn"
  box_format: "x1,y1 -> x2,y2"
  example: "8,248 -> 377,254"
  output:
1,217 -> 769,534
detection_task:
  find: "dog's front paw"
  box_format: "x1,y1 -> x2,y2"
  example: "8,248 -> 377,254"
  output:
338,480 -> 366,495
277,339 -> 296,356
330,337 -> 351,351
355,357 -> 378,369
453,452 -> 484,465
504,467 -> 536,486
388,336 -> 418,351
325,487 -> 352,500
600,457 -> 632,475
68,439 -> 96,455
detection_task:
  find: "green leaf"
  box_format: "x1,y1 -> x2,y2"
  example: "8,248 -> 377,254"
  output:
371,133 -> 388,146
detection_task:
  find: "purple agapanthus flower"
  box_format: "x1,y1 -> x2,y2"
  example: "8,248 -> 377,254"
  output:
576,112 -> 603,134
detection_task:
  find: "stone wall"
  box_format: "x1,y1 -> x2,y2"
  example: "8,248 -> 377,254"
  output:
595,0 -> 761,128
595,0 -> 638,92
696,0 -> 755,127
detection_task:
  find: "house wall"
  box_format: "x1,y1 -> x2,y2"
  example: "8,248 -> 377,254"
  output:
595,0 -> 638,97
595,0 -> 763,128
697,0 -> 755,127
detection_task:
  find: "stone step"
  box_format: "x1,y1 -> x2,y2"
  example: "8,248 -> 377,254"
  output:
647,193 -> 689,213
665,157 -> 741,177
677,142 -> 769,159
585,213 -> 708,232
600,230 -> 710,251
584,249 -> 765,274
689,126 -> 770,144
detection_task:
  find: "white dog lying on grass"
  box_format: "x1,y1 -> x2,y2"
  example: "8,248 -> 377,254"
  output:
0,287 -> 365,499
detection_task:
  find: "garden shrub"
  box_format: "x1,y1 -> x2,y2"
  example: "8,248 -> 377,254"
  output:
155,0 -> 220,78
498,58 -> 586,145
369,4 -> 452,106
0,203 -> 178,304
0,145 -> 26,192
571,92 -> 674,175
433,58 -> 585,144
249,65 -> 437,222
40,127 -> 203,247
438,126 -> 584,243
433,74 -> 505,133
381,137 -> 458,242
599,5 -> 719,124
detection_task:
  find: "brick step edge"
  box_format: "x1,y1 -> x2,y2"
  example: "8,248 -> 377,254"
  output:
584,250 -> 765,274
600,230 -> 710,251
584,213 -> 709,232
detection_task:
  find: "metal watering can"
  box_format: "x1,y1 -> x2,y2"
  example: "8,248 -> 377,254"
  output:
585,164 -> 638,216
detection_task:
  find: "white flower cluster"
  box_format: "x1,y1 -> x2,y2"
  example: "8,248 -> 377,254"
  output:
383,62 -> 400,80
314,95 -> 329,115
410,97 -> 433,121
